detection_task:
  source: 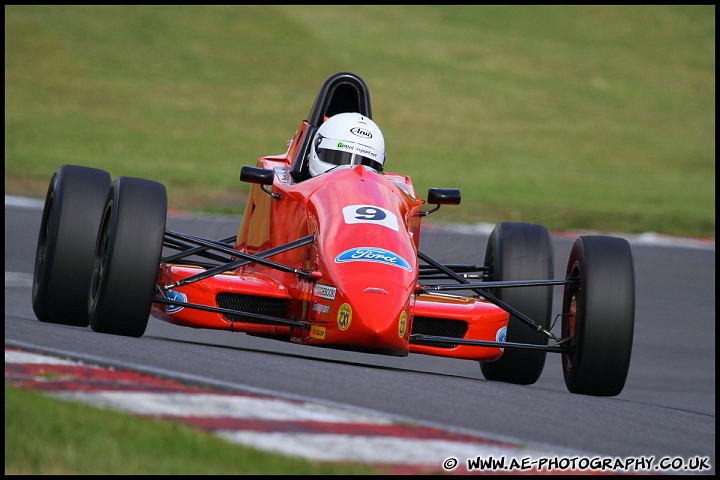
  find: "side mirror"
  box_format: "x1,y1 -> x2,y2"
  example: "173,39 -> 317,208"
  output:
422,188 -> 461,216
240,166 -> 274,185
427,188 -> 461,205
239,166 -> 280,200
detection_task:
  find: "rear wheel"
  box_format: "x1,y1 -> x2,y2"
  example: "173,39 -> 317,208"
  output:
88,176 -> 167,337
480,222 -> 554,385
32,165 -> 112,326
562,235 -> 635,396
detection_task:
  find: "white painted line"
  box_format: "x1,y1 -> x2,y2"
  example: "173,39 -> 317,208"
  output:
5,350 -> 84,366
5,195 -> 45,208
6,348 -> 595,470
5,272 -> 33,288
6,194 -> 714,250
54,391 -> 393,424
216,430 -> 552,465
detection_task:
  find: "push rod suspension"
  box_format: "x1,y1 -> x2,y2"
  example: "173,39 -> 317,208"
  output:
162,234 -> 237,264
409,334 -> 572,353
161,233 -> 316,290
417,251 -> 560,341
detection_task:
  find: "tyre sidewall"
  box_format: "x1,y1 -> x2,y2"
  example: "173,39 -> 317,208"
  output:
89,176 -> 167,337
562,236 -> 635,396
480,222 -> 554,385
32,165 -> 112,326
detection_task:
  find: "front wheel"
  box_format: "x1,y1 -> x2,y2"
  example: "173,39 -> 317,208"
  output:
32,165 -> 112,326
480,222 -> 554,385
562,235 -> 635,396
88,176 -> 167,337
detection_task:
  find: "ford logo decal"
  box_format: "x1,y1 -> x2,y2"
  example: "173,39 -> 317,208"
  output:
165,289 -> 187,314
335,247 -> 412,272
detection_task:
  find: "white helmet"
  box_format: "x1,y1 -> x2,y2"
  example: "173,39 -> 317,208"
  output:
308,112 -> 385,177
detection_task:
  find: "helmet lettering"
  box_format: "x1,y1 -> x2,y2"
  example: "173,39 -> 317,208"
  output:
350,127 -> 373,139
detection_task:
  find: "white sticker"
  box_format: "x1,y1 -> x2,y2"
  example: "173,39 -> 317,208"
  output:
342,205 -> 399,231
314,283 -> 337,300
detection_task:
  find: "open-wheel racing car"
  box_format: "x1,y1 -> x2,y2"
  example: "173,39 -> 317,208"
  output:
32,72 -> 635,397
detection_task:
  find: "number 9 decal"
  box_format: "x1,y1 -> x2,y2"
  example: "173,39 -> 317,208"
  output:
354,206 -> 386,221
342,205 -> 399,231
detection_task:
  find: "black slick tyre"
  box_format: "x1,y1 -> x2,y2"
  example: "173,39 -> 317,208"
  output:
32,165 -> 112,326
88,176 -> 167,337
480,222 -> 554,385
562,235 -> 635,396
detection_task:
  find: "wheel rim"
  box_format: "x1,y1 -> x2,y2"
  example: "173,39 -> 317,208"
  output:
32,191 -> 54,300
562,263 -> 580,372
563,293 -> 577,371
90,200 -> 112,308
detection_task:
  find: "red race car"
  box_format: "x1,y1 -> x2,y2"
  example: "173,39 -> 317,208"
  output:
32,72 -> 635,397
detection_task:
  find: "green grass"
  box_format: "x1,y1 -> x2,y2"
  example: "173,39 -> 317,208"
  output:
4,5 -> 715,238
4,382 -> 387,475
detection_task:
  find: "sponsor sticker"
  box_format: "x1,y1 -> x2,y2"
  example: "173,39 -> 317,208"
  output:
314,283 -> 337,301
350,126 -> 373,139
335,247 -> 412,272
165,290 -> 187,314
337,303 -> 352,331
310,326 -> 326,340
312,301 -> 330,315
496,326 -> 507,351
318,137 -> 384,162
342,205 -> 399,231
398,311 -> 407,338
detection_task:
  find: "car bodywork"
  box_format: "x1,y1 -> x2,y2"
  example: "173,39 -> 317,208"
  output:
33,72 -> 636,396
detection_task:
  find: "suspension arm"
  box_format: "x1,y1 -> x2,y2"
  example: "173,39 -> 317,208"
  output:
153,297 -> 311,329
162,234 -> 237,264
417,251 -> 560,341
409,334 -> 573,353
164,231 -> 319,281
160,234 -> 317,290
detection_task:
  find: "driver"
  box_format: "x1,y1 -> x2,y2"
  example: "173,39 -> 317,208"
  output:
308,112 -> 386,177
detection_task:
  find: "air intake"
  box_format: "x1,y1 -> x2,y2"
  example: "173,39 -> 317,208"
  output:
410,317 -> 468,348
216,293 -> 290,325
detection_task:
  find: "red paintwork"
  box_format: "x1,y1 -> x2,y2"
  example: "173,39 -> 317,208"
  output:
151,119 -> 508,362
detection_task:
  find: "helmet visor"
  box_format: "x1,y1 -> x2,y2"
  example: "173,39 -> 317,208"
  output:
315,136 -> 385,172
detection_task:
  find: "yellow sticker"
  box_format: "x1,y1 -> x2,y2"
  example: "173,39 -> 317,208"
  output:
310,326 -> 326,340
337,303 -> 352,331
398,311 -> 407,338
